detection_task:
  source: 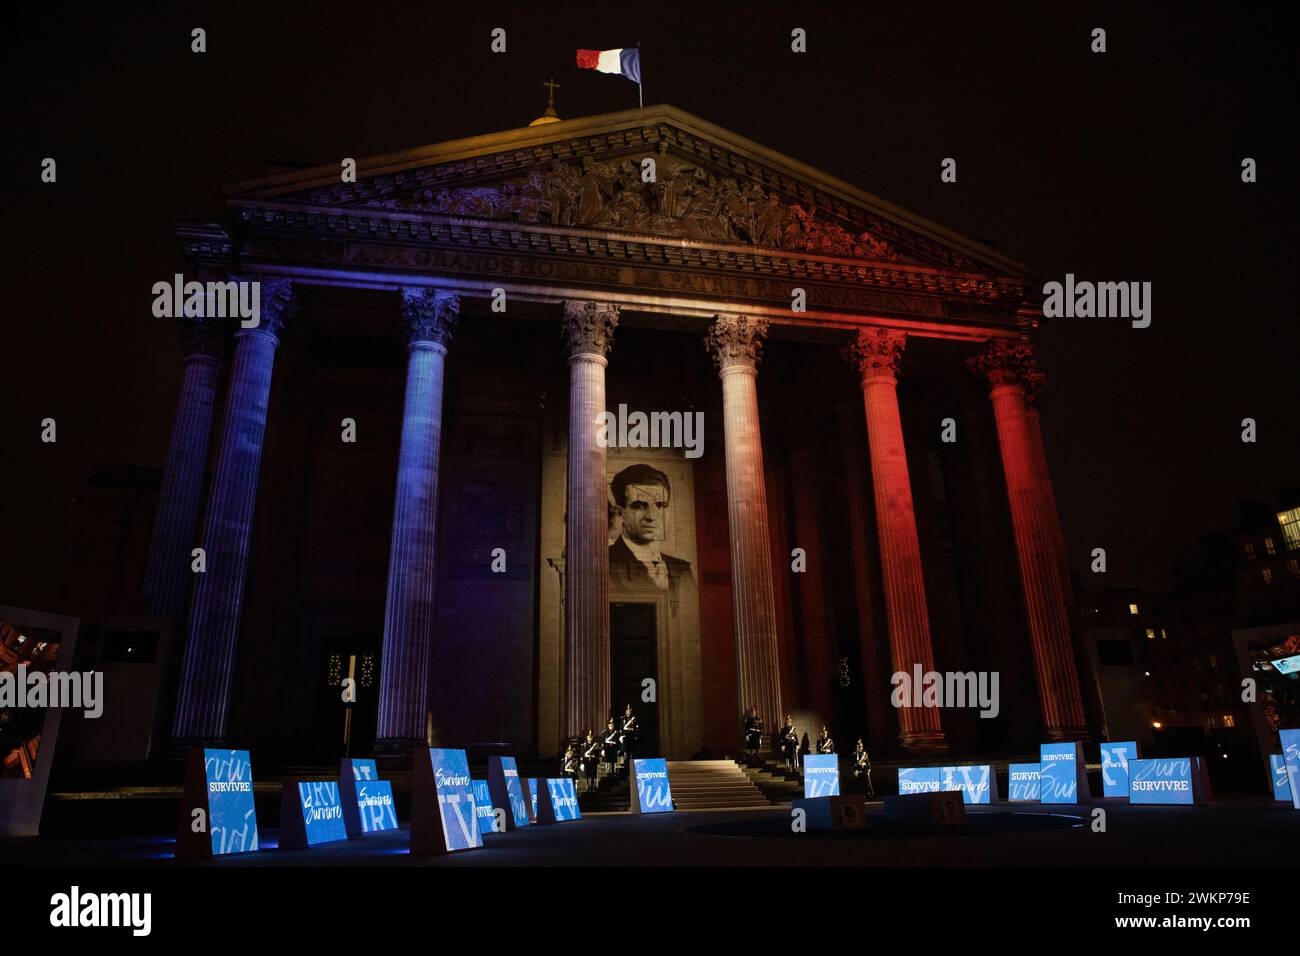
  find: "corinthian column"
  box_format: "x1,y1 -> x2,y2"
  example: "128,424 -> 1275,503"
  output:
968,339 -> 1087,740
172,280 -> 295,744
374,289 -> 459,753
142,317 -> 226,622
846,329 -> 945,752
562,301 -> 618,739
706,314 -> 783,740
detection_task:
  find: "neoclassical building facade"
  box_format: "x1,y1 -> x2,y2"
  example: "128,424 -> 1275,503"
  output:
143,105 -> 1090,766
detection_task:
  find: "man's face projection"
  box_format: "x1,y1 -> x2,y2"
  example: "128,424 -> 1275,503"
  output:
619,482 -> 669,544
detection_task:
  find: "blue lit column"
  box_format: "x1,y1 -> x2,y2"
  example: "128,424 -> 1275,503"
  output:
141,317 -> 225,622
374,289 -> 459,752
171,280 -> 295,743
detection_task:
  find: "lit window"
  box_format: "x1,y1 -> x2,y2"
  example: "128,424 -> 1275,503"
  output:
1288,559 -> 1299,578
1145,628 -> 1156,640
1280,508 -> 1300,551
1128,603 -> 1139,615
1160,628 -> 1168,640
1244,543 -> 1256,560
1265,537 -> 1277,555
1223,714 -> 1235,728
1262,568 -> 1274,586
1209,653 -> 1218,670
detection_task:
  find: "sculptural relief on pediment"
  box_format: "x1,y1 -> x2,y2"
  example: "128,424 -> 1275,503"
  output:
364,156 -> 910,262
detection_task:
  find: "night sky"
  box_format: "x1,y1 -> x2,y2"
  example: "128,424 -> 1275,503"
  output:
3,1 -> 1297,608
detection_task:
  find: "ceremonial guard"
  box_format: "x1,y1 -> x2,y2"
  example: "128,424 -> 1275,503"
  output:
619,703 -> 640,773
602,717 -> 621,777
742,705 -> 764,759
561,742 -> 579,784
817,725 -> 834,755
779,715 -> 799,772
852,738 -> 874,798
580,728 -> 601,792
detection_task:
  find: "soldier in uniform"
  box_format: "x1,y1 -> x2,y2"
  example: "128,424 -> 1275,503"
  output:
779,715 -> 799,772
619,703 -> 640,772
853,738 -> 874,798
742,705 -> 764,759
561,743 -> 578,783
602,717 -> 621,777
817,725 -> 835,755
580,728 -> 601,792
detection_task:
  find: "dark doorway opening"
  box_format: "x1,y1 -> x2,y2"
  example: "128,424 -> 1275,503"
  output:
610,602 -> 660,757
319,638 -> 380,762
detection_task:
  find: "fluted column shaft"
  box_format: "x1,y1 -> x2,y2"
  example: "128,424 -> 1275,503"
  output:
142,319 -> 225,622
375,290 -> 459,751
563,301 -> 618,738
970,340 -> 1087,739
848,329 -> 945,752
707,315 -> 783,738
172,280 -> 294,742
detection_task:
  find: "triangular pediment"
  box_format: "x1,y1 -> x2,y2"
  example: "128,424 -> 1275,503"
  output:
224,105 -> 1028,277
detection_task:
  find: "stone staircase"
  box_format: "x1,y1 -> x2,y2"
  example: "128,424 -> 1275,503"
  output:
664,760 -> 770,810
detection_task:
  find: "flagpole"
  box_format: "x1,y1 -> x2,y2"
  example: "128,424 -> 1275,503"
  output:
637,41 -> 643,109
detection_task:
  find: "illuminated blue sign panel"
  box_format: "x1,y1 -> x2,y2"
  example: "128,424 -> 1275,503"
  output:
1270,755 -> 1292,802
356,780 -> 397,833
488,755 -> 531,829
411,748 -> 482,854
1281,729 -> 1300,810
1039,742 -> 1086,803
631,758 -> 674,813
898,765 -> 994,803
345,758 -> 379,782
897,767 -> 945,795
548,778 -> 581,821
295,781 -> 348,846
1008,763 -> 1040,802
939,765 -> 996,804
1100,741 -> 1139,798
202,749 -> 259,856
1128,757 -> 1194,805
803,754 -> 840,797
340,757 -> 392,838
430,748 -> 481,850
472,779 -> 497,833
527,778 -> 542,820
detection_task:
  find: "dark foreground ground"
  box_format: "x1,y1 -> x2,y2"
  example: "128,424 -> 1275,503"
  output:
4,797 -> 1298,867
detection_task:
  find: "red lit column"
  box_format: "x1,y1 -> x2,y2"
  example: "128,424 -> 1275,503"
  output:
374,289 -> 459,753
969,340 -> 1087,740
562,301 -> 618,740
847,329 -> 946,752
706,314 -> 783,740
141,317 -> 225,623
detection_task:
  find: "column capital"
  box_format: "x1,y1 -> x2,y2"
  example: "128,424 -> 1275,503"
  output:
706,313 -> 768,373
561,300 -> 619,358
180,317 -> 226,364
845,327 -> 907,385
1024,369 -> 1048,410
966,338 -> 1038,393
401,288 -> 459,349
243,277 -> 296,340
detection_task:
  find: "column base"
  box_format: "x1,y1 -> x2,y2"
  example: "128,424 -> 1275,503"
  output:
373,736 -> 426,774
899,729 -> 948,755
1044,725 -> 1090,743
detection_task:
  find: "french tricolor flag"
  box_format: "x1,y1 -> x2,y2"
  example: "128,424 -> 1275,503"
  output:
575,48 -> 641,84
